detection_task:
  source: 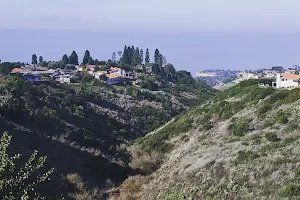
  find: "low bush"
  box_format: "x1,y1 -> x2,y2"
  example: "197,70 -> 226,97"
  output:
257,104 -> 272,116
228,118 -> 250,137
129,147 -> 165,174
294,168 -> 300,178
236,150 -> 260,164
66,173 -> 103,200
276,111 -> 289,124
248,134 -> 262,145
139,113 -> 193,153
265,132 -> 280,142
284,124 -> 300,133
149,186 -> 197,200
279,184 -> 300,197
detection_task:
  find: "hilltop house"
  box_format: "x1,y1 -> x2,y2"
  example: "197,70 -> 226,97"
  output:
104,67 -> 136,85
94,71 -> 106,80
105,73 -> 123,85
108,67 -> 136,79
76,66 -> 84,72
59,74 -> 71,83
86,65 -> 97,71
23,74 -> 43,83
273,73 -> 300,88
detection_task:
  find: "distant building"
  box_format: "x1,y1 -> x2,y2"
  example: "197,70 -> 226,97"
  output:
105,73 -> 123,85
195,72 -> 216,77
86,65 -> 97,71
11,68 -> 22,73
94,71 -> 106,80
285,69 -> 297,74
76,66 -> 84,72
59,75 -> 71,83
274,73 -> 300,88
107,67 -> 136,80
23,74 -> 43,83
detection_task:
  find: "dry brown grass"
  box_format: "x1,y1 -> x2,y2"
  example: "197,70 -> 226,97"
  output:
66,173 -> 103,200
129,146 -> 165,174
110,175 -> 149,200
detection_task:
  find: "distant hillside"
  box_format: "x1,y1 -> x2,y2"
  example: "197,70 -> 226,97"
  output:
116,79 -> 300,199
0,74 -> 216,198
195,69 -> 239,86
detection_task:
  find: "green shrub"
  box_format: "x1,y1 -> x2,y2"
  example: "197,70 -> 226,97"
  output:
228,118 -> 250,137
294,168 -> 300,177
226,137 -> 240,143
267,90 -> 288,104
203,121 -> 214,130
284,124 -> 300,133
150,186 -> 196,200
236,150 -> 260,164
276,111 -> 289,124
280,184 -> 300,197
248,134 -> 262,145
238,79 -> 275,87
262,120 -> 275,129
265,132 -> 280,142
125,86 -> 140,98
257,104 -> 272,116
0,132 -> 54,199
139,114 -> 193,153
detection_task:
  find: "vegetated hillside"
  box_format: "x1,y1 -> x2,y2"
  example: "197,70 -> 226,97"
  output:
117,79 -> 300,199
0,74 -> 215,198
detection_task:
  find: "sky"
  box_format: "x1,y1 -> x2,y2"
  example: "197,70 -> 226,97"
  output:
1,0 -> 300,75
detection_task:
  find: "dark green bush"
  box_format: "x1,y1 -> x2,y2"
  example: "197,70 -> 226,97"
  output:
265,132 -> 280,142
280,184 -> 300,197
236,150 -> 260,164
294,168 -> 300,177
228,118 -> 250,137
139,114 -> 193,153
257,104 -> 272,116
276,111 -> 289,124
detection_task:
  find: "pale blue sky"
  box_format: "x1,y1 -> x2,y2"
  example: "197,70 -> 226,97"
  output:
1,1 -> 300,74
1,0 -> 300,31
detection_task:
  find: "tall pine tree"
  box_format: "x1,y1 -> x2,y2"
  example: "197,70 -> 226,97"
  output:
62,54 -> 69,65
132,47 -> 140,66
69,51 -> 78,65
31,54 -> 37,66
88,57 -> 94,65
121,45 -> 129,65
139,49 -> 144,65
145,48 -> 150,64
129,46 -> 135,65
154,49 -> 160,65
39,56 -> 43,64
83,50 -> 91,65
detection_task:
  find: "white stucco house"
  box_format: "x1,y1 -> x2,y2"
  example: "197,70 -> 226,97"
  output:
273,73 -> 300,88
59,75 -> 71,83
108,67 -> 136,79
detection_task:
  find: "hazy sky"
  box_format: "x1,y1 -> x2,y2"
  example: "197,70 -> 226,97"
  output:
1,0 -> 300,74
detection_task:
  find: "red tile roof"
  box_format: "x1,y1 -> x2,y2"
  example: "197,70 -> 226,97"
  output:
280,73 -> 300,80
86,65 -> 96,69
11,68 -> 21,73
105,73 -> 122,79
108,67 -> 120,72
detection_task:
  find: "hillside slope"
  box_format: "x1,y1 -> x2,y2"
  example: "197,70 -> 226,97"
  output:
119,80 -> 300,199
0,74 -> 215,198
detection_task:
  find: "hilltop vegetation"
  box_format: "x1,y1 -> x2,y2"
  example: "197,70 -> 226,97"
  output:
116,79 -> 300,199
0,71 -> 215,198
